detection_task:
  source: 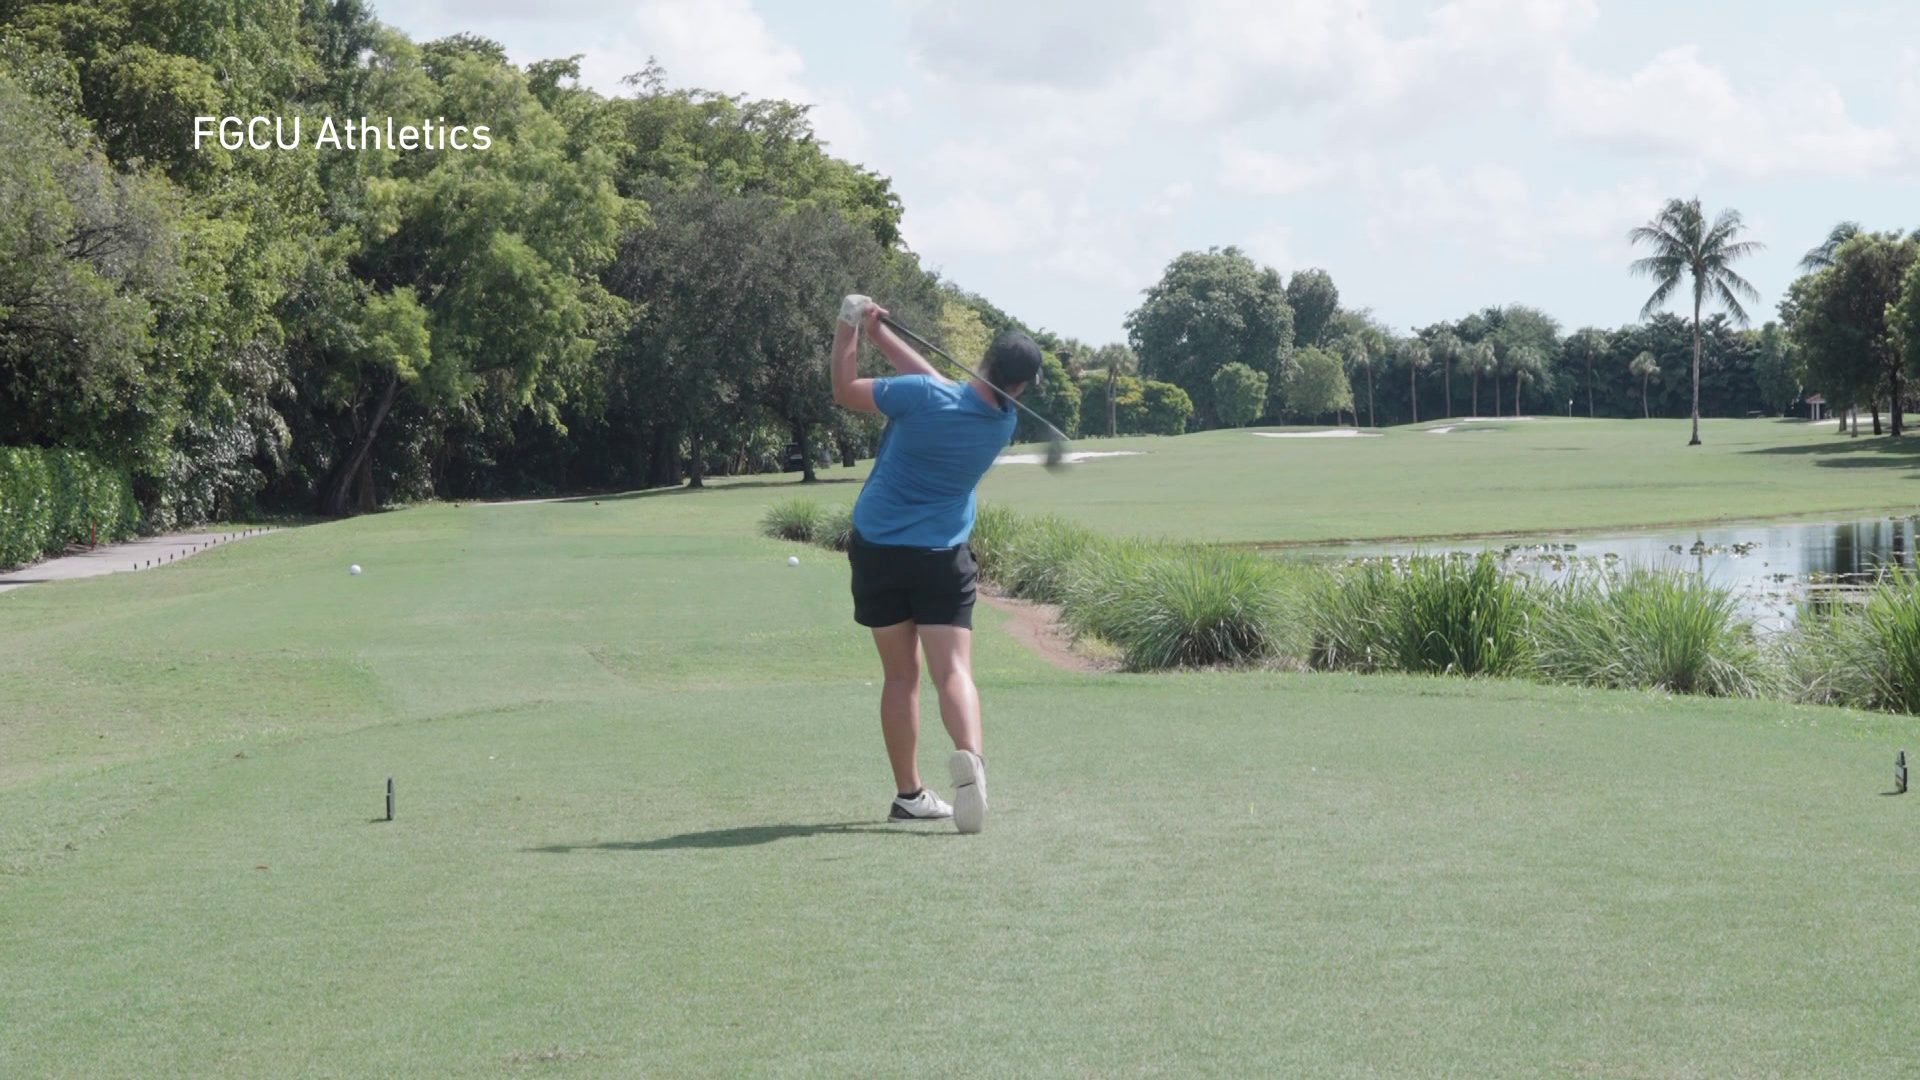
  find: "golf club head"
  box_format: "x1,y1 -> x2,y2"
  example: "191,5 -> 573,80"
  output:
1045,436 -> 1070,470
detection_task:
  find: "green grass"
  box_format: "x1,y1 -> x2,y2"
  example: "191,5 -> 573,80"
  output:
3,458 -> 1920,1075
981,417 -> 1920,543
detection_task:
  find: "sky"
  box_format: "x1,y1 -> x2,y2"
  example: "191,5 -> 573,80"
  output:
368,0 -> 1920,346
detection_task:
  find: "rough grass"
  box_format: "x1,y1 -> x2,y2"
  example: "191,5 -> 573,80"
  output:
1529,567 -> 1771,697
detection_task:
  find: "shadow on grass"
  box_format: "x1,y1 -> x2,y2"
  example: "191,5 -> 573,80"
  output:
524,820 -> 934,852
555,476 -> 865,505
1744,435 -> 1920,472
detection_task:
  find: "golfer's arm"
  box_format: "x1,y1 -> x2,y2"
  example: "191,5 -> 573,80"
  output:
867,321 -> 945,379
830,319 -> 878,412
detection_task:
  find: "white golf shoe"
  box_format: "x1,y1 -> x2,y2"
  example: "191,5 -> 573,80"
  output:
948,750 -> 988,834
888,789 -> 953,822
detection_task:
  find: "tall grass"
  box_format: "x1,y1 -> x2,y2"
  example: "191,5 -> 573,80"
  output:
1782,569 -> 1920,713
759,498 -> 822,543
991,515 -> 1100,605
1308,554 -> 1531,677
1065,544 -> 1287,670
1529,567 -> 1769,697
815,504 -> 855,552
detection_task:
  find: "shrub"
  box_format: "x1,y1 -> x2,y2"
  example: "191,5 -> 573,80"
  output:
0,449 -> 140,569
1073,545 -> 1286,670
759,498 -> 821,543
1529,567 -> 1769,697
1782,570 -> 1920,713
995,515 -> 1099,604
1307,554 -> 1530,677
815,504 -> 855,552
968,503 -> 1022,581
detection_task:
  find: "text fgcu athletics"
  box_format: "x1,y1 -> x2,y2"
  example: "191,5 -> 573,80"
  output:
192,116 -> 492,152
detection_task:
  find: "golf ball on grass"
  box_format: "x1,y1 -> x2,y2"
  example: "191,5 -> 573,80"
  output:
787,556 -> 799,567
350,564 -> 362,575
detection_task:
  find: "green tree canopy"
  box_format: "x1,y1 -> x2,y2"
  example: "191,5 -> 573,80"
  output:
1126,246 -> 1294,430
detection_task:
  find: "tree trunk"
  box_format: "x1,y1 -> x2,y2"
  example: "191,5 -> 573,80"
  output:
1851,405 -> 1859,437
1514,374 -> 1523,417
1871,400 -> 1883,436
1409,365 -> 1418,424
1107,365 -> 1117,437
327,369 -> 400,516
1891,367 -> 1904,436
793,419 -> 817,483
1689,300 -> 1702,446
1642,376 -> 1649,418
1365,364 -> 1375,427
1494,372 -> 1501,417
1586,357 -> 1594,417
1471,373 -> 1479,417
1444,358 -> 1453,418
686,427 -> 705,489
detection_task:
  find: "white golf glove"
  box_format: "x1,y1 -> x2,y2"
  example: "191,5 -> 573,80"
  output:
838,293 -> 873,328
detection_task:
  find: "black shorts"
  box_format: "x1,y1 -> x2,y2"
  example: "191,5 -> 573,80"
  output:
848,530 -> 977,629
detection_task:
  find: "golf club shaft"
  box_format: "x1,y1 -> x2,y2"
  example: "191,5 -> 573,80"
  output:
875,313 -> 1068,444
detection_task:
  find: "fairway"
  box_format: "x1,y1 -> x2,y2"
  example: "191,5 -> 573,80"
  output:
4,476 -> 1919,1077
982,417 -> 1920,544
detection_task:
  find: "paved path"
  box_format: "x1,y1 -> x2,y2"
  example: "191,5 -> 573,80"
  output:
0,529 -> 274,594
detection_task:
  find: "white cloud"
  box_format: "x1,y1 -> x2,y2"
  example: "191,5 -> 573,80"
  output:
1364,165 -> 1666,265
1218,140 -> 1344,195
1549,48 -> 1911,180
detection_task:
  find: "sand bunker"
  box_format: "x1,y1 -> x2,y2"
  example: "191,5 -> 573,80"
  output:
1251,430 -> 1382,438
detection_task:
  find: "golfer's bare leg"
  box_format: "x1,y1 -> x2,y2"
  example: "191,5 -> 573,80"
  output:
917,625 -> 981,755
870,621 -> 922,793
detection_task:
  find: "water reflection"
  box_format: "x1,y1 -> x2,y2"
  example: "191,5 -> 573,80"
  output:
1304,516 -> 1920,634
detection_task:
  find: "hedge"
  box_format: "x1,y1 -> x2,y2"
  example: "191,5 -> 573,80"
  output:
0,448 -> 140,569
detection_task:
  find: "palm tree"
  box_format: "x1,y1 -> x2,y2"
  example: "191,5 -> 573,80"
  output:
1433,331 -> 1462,418
1510,345 -> 1545,417
1630,351 -> 1660,418
1400,339 -> 1431,424
1799,221 -> 1860,272
1465,341 -> 1497,417
1629,198 -> 1763,446
1566,328 -> 1610,417
1345,337 -> 1378,427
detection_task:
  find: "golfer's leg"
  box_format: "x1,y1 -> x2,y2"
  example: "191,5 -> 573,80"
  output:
870,621 -> 922,793
916,625 -> 981,755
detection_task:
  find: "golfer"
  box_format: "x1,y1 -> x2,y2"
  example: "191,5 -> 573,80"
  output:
829,294 -> 1042,834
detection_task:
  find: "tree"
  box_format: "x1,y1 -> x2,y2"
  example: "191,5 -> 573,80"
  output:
1800,221 -> 1860,272
1788,232 -> 1920,437
1283,346 -> 1351,423
1126,247 -> 1294,429
1430,330 -> 1462,418
1464,341 -> 1497,417
1752,322 -> 1802,417
1508,345 -> 1546,417
1211,362 -> 1268,427
1630,351 -> 1660,418
1628,198 -> 1763,446
1285,269 -> 1340,349
1564,328 -> 1610,417
1139,380 -> 1193,435
1016,350 -> 1081,443
1892,265 -> 1920,400
1398,339 -> 1431,424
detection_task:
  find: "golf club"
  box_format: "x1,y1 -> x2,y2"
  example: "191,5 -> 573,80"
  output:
874,312 -> 1071,469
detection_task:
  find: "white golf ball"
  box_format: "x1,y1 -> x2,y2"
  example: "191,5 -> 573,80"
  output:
787,556 -> 799,567
350,565 -> 362,575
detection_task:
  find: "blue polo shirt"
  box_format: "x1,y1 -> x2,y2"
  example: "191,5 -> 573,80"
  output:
853,375 -> 1018,548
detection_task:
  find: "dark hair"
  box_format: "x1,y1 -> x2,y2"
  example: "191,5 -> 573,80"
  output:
983,331 -> 1043,407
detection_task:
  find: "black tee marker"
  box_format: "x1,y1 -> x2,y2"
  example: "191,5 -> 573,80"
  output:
386,777 -> 394,820
1897,752 -> 1908,796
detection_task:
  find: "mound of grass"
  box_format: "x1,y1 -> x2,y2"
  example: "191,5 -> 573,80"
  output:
815,504 -> 855,552
1529,567 -> 1770,696
1065,543 -> 1286,670
1783,569 -> 1920,713
1309,554 -> 1531,677
759,497 -> 821,543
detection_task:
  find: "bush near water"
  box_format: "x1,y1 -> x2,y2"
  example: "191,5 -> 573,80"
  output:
762,500 -> 1920,715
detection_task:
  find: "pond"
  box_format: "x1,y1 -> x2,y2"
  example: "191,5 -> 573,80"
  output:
1297,515 -> 1920,634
